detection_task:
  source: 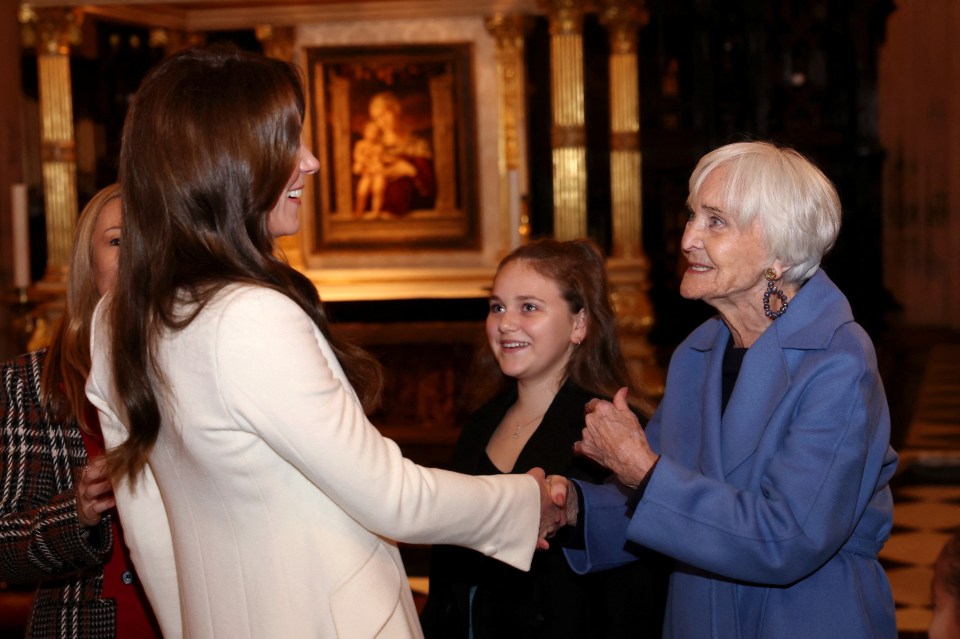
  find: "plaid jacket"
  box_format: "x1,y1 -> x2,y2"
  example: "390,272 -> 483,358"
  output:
0,349 -> 115,638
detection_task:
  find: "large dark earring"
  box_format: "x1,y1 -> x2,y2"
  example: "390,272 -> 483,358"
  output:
762,267 -> 789,319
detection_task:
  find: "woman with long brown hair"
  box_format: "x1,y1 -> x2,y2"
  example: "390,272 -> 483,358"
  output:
87,44 -> 561,639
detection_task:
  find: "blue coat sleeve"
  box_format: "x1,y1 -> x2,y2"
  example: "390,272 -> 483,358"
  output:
562,479 -> 639,573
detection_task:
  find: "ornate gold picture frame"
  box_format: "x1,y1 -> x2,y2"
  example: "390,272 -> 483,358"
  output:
306,44 -> 479,252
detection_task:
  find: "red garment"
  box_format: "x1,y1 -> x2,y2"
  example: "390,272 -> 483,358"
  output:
382,156 -> 436,216
81,403 -> 162,639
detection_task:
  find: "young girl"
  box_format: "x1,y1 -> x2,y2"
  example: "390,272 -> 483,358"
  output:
931,531 -> 960,639
421,239 -> 670,638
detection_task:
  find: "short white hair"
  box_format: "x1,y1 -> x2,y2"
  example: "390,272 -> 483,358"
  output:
687,141 -> 841,285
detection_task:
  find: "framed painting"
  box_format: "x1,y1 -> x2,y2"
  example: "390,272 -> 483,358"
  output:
305,43 -> 480,252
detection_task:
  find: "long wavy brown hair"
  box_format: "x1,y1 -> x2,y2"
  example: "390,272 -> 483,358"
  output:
107,44 -> 382,483
40,184 -> 122,429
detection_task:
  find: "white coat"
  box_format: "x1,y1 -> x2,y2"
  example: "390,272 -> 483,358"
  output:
87,285 -> 540,638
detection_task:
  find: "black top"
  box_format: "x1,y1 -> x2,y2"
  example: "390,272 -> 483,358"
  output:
722,336 -> 749,414
420,380 -> 670,639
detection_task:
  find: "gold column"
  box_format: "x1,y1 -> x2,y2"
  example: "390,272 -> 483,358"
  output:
601,0 -> 647,259
485,14 -> 531,254
540,0 -> 587,240
600,0 -> 661,397
21,7 -> 83,288
256,25 -> 305,267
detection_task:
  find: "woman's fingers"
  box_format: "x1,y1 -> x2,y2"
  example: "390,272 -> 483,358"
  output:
76,457 -> 116,529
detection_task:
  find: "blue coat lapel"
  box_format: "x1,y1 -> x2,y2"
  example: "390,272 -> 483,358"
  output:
684,320 -> 726,478
682,270 -> 854,478
719,327 -> 791,475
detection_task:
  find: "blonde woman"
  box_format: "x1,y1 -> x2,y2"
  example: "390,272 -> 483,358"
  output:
0,184 -> 160,638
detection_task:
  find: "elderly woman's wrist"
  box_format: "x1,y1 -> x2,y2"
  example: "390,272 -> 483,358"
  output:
622,454 -> 661,490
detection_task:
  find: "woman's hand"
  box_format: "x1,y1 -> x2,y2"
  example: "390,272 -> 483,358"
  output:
545,475 -> 578,527
527,467 -> 563,550
76,456 -> 116,529
575,387 -> 659,488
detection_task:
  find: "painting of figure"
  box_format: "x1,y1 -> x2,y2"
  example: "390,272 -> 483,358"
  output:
307,44 -> 478,251
354,92 -> 437,219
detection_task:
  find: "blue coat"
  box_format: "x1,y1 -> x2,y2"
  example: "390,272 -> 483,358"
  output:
565,270 -> 898,638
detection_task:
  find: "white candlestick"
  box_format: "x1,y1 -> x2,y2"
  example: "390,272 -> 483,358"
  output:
11,184 -> 30,289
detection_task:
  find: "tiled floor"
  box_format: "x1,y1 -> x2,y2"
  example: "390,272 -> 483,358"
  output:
881,343 -> 960,638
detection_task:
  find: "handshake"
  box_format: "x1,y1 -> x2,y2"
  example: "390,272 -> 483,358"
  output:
526,388 -> 655,550
526,469 -> 579,550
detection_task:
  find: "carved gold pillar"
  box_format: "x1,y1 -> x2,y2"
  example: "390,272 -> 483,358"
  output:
256,25 -> 305,267
600,0 -> 661,397
540,0 -> 587,240
602,0 -> 647,259
486,14 -> 531,254
21,7 -> 83,288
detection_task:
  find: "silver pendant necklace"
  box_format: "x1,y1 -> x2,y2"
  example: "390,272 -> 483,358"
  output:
512,413 -> 545,439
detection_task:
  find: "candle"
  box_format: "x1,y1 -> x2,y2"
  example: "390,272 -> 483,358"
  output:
11,184 -> 30,289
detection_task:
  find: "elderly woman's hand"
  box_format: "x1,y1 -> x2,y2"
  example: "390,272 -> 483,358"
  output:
575,388 -> 659,488
545,475 -> 579,527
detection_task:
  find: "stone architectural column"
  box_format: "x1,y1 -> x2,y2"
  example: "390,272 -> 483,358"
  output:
539,0 -> 587,240
600,0 -> 661,396
22,7 -> 84,287
485,14 -> 531,254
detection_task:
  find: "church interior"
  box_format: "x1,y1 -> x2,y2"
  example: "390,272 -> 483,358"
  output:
1,0 -> 958,636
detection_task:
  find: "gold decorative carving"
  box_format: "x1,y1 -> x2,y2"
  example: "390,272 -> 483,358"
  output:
539,0 -> 587,240
39,140 -> 77,163
600,0 -> 660,396
551,125 -> 586,148
599,0 -> 649,55
609,258 -> 662,397
487,14 -> 531,250
22,7 -> 84,286
19,6 -> 83,55
610,131 -> 639,152
552,146 -> 587,240
600,0 -> 646,260
540,0 -> 587,35
486,14 -> 528,170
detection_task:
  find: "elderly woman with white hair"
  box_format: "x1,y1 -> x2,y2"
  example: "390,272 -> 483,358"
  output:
550,141 -> 898,638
